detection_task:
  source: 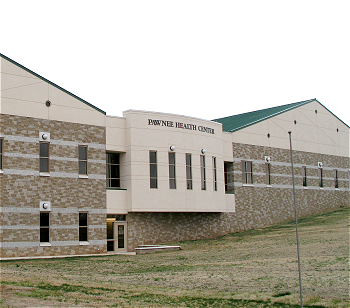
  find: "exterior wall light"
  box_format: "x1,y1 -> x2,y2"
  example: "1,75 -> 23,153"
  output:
201,149 -> 206,154
170,145 -> 175,151
40,201 -> 51,211
39,132 -> 50,142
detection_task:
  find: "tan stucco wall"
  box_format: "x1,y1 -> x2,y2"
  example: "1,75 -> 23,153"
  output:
0,57 -> 2,114
0,57 -> 105,127
229,101 -> 349,158
118,110 -> 234,213
106,116 -> 127,152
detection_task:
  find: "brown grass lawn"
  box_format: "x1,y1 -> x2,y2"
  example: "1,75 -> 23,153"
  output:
0,207 -> 349,307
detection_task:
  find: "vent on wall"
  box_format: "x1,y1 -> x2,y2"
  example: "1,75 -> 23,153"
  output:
39,132 -> 50,142
40,201 -> 51,212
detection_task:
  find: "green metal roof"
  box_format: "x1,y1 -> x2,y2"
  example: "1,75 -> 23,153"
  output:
213,99 -> 318,132
0,53 -> 106,115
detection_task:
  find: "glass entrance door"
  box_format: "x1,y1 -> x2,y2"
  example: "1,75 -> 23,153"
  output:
114,222 -> 127,252
107,220 -> 127,252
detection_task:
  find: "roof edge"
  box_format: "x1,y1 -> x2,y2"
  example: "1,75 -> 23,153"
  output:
0,53 -> 106,115
314,99 -> 350,129
215,99 -> 316,133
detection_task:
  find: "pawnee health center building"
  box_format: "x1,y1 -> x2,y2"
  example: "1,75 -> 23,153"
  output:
0,53 -> 349,259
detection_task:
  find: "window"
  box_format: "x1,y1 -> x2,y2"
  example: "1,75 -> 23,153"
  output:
186,154 -> 192,190
107,219 -> 114,252
169,152 -> 176,189
78,146 -> 88,175
265,162 -> 271,185
318,168 -> 323,188
107,214 -> 126,221
106,152 -> 120,188
39,142 -> 49,173
40,212 -> 50,243
200,155 -> 206,190
302,166 -> 307,187
0,138 -> 3,170
334,169 -> 339,189
150,151 -> 157,188
213,157 -> 217,191
79,213 -> 88,242
242,161 -> 253,184
224,162 -> 234,193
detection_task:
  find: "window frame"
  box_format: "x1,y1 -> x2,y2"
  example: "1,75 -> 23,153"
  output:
149,151 -> 158,189
78,145 -> 88,176
186,153 -> 193,190
224,162 -> 234,194
318,168 -> 323,188
334,169 -> 339,189
168,152 -> 176,189
106,152 -> 120,188
40,212 -> 50,243
212,157 -> 217,191
200,155 -> 206,190
79,212 -> 88,242
0,138 -> 3,170
265,162 -> 271,186
242,161 -> 253,185
39,141 -> 50,174
302,166 -> 307,187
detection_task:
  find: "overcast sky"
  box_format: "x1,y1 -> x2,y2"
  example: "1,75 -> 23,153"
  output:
1,1 -> 349,127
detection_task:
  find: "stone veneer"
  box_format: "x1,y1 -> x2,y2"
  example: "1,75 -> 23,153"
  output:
0,114 -> 107,258
126,142 -> 349,251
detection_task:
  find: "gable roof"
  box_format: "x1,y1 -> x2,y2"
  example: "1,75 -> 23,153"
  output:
0,53 -> 106,115
213,98 -> 350,132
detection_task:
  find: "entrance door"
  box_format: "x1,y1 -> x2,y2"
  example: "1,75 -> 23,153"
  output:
107,220 -> 127,252
114,222 -> 127,252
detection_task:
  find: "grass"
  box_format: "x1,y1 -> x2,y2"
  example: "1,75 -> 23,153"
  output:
0,207 -> 349,307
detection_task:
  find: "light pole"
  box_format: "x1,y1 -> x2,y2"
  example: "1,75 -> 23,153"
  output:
288,131 -> 303,308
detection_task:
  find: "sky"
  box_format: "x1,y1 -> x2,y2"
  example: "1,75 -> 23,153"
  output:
1,0 -> 349,126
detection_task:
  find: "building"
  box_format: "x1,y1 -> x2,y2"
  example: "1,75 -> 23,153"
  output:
0,53 -> 349,259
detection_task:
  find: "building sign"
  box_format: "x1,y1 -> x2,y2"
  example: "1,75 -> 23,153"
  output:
148,119 -> 215,134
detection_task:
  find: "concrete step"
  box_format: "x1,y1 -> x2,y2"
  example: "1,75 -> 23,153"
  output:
135,245 -> 182,254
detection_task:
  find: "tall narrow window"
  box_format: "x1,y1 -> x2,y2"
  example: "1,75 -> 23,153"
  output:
79,212 -> 88,242
334,169 -> 339,189
39,142 -> 49,173
242,161 -> 253,184
186,154 -> 192,190
318,168 -> 323,188
40,212 -> 50,243
302,166 -> 307,187
0,138 -> 3,170
169,152 -> 176,189
106,152 -> 120,188
107,219 -> 114,252
213,157 -> 217,191
150,151 -> 157,188
200,155 -> 206,190
78,146 -> 88,175
224,162 -> 234,193
265,162 -> 271,185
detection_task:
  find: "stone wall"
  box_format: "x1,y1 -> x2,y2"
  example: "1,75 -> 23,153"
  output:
126,142 -> 349,251
0,114 -> 107,258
